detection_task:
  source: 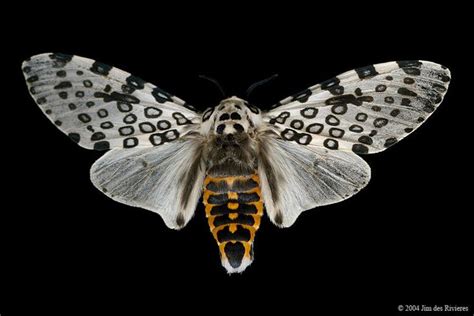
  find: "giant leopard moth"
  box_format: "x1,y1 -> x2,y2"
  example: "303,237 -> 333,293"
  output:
22,53 -> 451,273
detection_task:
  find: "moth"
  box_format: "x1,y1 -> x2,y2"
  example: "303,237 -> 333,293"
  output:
22,53 -> 451,273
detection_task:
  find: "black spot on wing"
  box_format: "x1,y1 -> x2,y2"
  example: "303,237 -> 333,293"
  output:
306,123 -> 324,134
358,135 -> 373,145
123,137 -> 138,148
91,132 -> 106,141
94,92 -> 140,104
373,118 -> 388,128
355,65 -> 378,79
401,98 -> 411,106
321,77 -> 344,95
384,137 -> 398,148
292,89 -> 312,103
123,113 -> 137,124
93,141 -> 110,151
90,61 -> 112,76
397,60 -> 422,68
300,107 -> 318,118
438,73 -> 451,82
152,87 -> 173,103
274,212 -> 283,226
139,122 -> 156,133
183,102 -> 196,111
56,70 -> 66,77
173,112 -> 192,125
325,94 -> 373,107
397,60 -> 422,76
321,77 -> 340,90
78,113 -> 91,123
398,88 -> 417,97
54,81 -> 72,89
352,144 -> 369,154
126,75 -> 146,90
27,75 -> 39,83
119,126 -> 134,137
176,213 -> 185,227
49,53 -> 73,67
68,133 -> 80,143
323,138 -> 338,150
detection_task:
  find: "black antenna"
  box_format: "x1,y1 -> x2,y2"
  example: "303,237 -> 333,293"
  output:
246,74 -> 279,98
199,75 -> 226,98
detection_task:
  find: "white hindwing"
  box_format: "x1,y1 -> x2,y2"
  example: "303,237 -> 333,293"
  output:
22,53 -> 199,150
259,60 -> 450,226
258,133 -> 370,227
90,136 -> 205,229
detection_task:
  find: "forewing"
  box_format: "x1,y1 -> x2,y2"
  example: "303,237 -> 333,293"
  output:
258,132 -> 370,227
22,53 -> 199,150
90,135 -> 205,229
265,60 -> 451,154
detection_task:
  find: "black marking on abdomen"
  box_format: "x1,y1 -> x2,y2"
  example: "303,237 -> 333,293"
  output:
224,242 -> 245,268
208,194 -> 229,204
233,178 -> 258,192
206,180 -> 230,193
237,192 -> 260,203
217,225 -> 251,243
210,203 -> 258,216
213,214 -> 255,227
204,174 -> 262,272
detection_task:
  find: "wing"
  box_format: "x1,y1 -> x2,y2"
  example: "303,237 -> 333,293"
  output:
90,134 -> 205,229
257,131 -> 370,227
22,53 -> 199,150
264,60 -> 451,154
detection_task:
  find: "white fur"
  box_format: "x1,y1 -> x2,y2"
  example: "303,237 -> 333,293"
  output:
221,257 -> 253,274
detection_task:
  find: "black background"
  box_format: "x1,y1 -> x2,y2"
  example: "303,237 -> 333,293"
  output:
2,3 -> 472,314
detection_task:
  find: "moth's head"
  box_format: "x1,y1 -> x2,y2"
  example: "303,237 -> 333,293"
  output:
200,96 -> 262,136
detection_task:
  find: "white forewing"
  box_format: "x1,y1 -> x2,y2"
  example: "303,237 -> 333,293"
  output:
258,132 -> 370,227
23,53 -> 205,229
265,60 -> 451,154
22,53 -> 199,150
90,135 -> 205,229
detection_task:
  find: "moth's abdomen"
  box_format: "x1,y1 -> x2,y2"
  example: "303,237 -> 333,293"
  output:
203,174 -> 263,273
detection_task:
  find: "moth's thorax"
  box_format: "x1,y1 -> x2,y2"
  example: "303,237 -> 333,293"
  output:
202,98 -> 259,178
200,96 -> 262,137
213,97 -> 253,136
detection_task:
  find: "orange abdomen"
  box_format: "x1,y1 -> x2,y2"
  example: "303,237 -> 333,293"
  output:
203,174 -> 263,273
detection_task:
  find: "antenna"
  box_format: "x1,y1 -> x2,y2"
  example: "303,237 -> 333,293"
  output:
246,74 -> 279,98
198,75 -> 226,98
